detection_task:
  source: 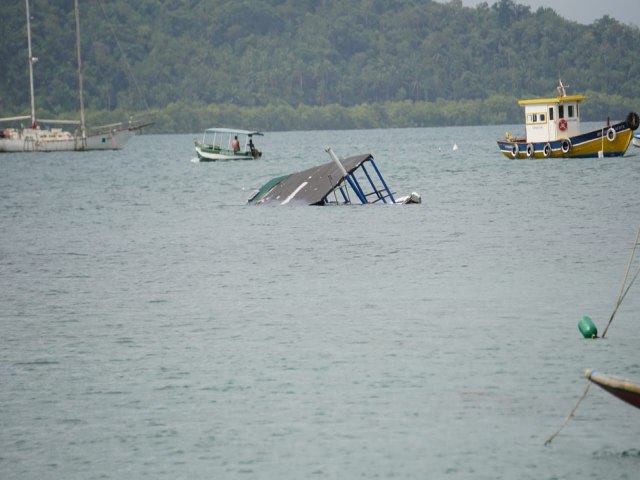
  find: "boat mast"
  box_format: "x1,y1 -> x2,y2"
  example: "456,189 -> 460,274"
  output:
74,0 -> 86,144
25,0 -> 37,128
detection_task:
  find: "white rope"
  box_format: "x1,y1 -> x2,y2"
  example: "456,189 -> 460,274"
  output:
544,383 -> 591,446
602,226 -> 640,338
545,226 -> 640,445
96,0 -> 151,112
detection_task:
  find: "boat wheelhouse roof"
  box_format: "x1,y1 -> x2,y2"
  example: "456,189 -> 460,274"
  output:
518,94 -> 586,106
251,153 -> 373,205
204,128 -> 263,136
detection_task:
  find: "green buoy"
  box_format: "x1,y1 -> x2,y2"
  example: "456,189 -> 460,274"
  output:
578,315 -> 598,338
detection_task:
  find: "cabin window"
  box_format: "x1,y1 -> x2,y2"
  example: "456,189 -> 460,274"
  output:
549,107 -> 554,120
559,105 -> 564,118
527,113 -> 546,124
568,105 -> 575,118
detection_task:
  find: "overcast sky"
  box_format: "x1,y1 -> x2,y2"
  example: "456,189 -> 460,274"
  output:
444,0 -> 640,26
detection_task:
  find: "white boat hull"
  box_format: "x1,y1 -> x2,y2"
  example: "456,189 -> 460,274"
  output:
0,126 -> 138,152
84,129 -> 135,150
194,144 -> 254,161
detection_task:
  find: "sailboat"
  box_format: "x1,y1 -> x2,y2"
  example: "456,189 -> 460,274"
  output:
0,0 -> 152,153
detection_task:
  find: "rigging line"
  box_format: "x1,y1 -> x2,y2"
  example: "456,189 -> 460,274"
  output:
545,267 -> 636,447
602,226 -> 640,338
544,383 -> 591,446
95,0 -> 151,112
602,264 -> 640,338
545,226 -> 640,446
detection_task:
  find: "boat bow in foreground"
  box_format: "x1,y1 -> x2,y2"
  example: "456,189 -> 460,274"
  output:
585,368 -> 640,410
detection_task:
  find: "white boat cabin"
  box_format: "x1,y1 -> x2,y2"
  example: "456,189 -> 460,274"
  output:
518,84 -> 585,143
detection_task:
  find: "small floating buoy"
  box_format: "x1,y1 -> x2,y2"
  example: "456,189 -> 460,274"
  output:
578,315 -> 598,338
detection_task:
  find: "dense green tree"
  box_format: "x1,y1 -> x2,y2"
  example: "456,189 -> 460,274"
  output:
2,0 -> 640,132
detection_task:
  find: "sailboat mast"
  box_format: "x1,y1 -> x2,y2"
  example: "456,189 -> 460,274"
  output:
25,0 -> 36,127
75,0 -> 86,143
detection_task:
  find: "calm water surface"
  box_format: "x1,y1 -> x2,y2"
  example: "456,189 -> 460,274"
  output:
1,126 -> 639,479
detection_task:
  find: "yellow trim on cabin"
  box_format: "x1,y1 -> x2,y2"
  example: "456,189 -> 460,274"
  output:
518,95 -> 586,106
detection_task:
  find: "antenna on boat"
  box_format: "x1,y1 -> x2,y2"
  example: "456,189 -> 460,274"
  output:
325,147 -> 351,204
325,146 -> 349,177
325,146 -> 368,204
557,79 -> 569,97
25,0 -> 37,127
74,0 -> 87,145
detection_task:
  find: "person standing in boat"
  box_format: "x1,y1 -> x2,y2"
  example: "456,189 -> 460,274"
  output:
231,135 -> 240,152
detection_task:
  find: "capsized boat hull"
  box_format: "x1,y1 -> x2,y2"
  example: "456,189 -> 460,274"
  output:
585,369 -> 640,410
248,151 -> 420,206
497,118 -> 636,159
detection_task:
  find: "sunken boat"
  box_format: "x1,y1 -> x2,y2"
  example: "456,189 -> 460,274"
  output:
247,148 -> 421,206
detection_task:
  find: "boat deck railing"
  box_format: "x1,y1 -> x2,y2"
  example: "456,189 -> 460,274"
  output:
87,115 -> 154,136
329,158 -> 397,205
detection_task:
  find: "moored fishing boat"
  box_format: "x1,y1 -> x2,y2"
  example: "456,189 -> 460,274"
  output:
585,369 -> 640,410
497,80 -> 639,159
194,128 -> 263,161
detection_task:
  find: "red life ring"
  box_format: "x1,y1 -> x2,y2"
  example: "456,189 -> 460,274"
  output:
558,118 -> 568,131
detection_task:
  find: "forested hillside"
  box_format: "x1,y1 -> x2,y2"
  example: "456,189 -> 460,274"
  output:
2,0 -> 640,132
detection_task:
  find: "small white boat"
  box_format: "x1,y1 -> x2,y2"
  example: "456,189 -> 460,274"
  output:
633,132 -> 640,148
194,128 -> 263,161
